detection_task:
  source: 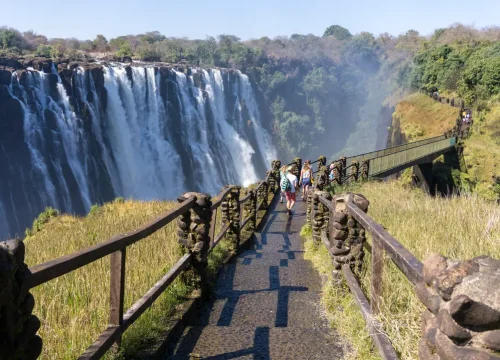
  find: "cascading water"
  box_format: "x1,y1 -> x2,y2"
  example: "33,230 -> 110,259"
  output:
0,63 -> 277,240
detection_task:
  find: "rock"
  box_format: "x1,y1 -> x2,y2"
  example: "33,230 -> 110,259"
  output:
437,309 -> 472,340
353,193 -> 369,211
421,310 -> 438,346
419,337 -> 439,360
449,294 -> 500,330
332,229 -> 347,240
329,246 -> 350,256
423,253 -> 448,286
332,212 -> 347,224
435,330 -> 499,360
0,69 -> 12,86
474,256 -> 500,273
479,330 -> 500,351
416,282 -> 441,313
0,57 -> 24,70
435,260 -> 479,300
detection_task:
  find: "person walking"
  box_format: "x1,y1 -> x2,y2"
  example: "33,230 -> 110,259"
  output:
300,162 -> 312,200
281,166 -> 298,215
279,165 -> 288,203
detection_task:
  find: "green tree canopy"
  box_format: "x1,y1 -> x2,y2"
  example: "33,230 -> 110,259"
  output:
323,25 -> 352,40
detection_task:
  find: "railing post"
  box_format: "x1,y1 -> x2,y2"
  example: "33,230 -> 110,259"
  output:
0,239 -> 43,360
243,190 -> 256,233
110,248 -> 126,349
361,159 -> 369,181
258,181 -> 269,210
221,186 -> 240,252
318,155 -> 326,171
371,239 -> 383,315
292,157 -> 302,180
269,160 -> 281,192
311,192 -> 321,245
315,166 -> 329,191
350,160 -> 360,182
417,254 -> 500,359
329,193 -> 369,278
177,192 -> 212,293
340,156 -> 347,180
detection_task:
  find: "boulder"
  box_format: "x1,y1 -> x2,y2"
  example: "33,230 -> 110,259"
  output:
0,57 -> 24,70
0,69 -> 12,86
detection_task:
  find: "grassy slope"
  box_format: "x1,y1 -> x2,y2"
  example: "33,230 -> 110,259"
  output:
25,199 -> 232,359
393,93 -> 458,141
303,180 -> 500,359
393,92 -> 500,199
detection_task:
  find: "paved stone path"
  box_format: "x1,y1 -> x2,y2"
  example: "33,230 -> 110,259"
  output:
166,198 -> 343,359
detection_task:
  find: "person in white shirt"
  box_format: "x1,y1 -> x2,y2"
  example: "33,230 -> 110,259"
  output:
285,166 -> 298,215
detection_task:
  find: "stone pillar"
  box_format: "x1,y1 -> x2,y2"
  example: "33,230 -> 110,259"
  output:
329,193 -> 369,277
243,190 -> 256,233
417,254 -> 500,360
318,155 -> 326,169
292,157 -> 302,179
361,159 -> 369,181
331,161 -> 342,185
451,98 -> 455,107
340,156 -> 347,179
269,160 -> 281,192
220,186 -> 240,252
0,240 -> 43,360
350,160 -> 360,182
257,181 -> 268,211
311,191 -> 331,245
315,166 -> 329,191
177,193 -> 212,290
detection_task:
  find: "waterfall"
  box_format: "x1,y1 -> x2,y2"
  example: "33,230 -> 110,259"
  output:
0,64 -> 277,240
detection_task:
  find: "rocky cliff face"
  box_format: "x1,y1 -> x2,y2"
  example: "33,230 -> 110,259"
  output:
0,57 -> 277,239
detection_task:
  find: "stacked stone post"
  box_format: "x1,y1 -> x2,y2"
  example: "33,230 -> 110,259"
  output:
243,190 -> 256,233
269,160 -> 281,192
318,155 -> 327,170
0,240 -> 43,360
315,166 -> 329,191
292,157 -> 302,179
311,191 -> 331,245
417,254 -> 500,360
177,193 -> 212,290
350,160 -> 360,182
361,159 -> 369,181
451,98 -> 455,107
257,181 -> 269,210
331,161 -> 342,185
340,156 -> 347,179
220,186 -> 241,252
328,193 -> 369,278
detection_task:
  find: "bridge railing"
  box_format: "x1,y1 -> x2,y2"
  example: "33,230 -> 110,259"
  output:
309,191 -> 500,359
0,162 -> 282,359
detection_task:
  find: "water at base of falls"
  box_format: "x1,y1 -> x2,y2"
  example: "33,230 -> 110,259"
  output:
0,65 -> 277,240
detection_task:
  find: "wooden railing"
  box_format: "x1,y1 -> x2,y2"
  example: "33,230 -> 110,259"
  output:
0,164 -> 282,359
310,191 -> 500,359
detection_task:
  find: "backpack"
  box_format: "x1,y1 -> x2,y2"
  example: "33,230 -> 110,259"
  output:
281,175 -> 291,192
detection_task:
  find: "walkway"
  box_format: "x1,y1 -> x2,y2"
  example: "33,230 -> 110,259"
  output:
166,198 -> 344,359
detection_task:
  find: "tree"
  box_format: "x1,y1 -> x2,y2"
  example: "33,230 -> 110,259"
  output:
323,25 -> 352,40
93,34 -> 109,52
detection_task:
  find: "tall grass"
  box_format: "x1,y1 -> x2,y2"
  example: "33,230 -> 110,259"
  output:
24,198 -> 232,359
304,181 -> 500,359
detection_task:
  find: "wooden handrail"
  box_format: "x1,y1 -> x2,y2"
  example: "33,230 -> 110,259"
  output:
28,196 -> 197,288
11,161 -> 280,360
79,253 -> 192,359
341,265 -> 399,360
346,201 -> 423,285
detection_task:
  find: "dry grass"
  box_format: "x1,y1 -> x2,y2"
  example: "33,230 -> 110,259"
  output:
304,180 -> 500,359
393,93 -> 458,141
24,197 -> 233,359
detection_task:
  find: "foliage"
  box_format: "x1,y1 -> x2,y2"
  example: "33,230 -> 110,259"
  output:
24,207 -> 59,237
323,25 -> 352,40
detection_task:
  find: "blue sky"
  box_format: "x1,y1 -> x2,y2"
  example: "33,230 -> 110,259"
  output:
2,0 -> 500,40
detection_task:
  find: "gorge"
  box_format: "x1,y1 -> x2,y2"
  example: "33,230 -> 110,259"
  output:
0,59 -> 279,239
